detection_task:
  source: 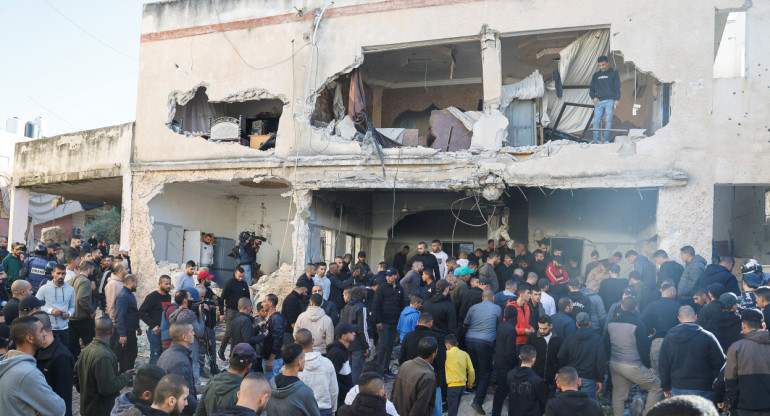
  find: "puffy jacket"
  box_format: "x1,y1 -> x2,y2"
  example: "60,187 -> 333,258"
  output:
157,342 -> 198,414
397,306 -> 420,342
705,311 -> 743,352
223,312 -> 264,362
294,306 -> 335,353
298,352 -> 339,411
372,282 -> 404,325
70,273 -> 94,320
694,264 -> 741,296
36,336 -> 75,416
557,327 -> 605,381
340,296 -> 369,352
725,329 -> 770,412
526,331 -> 562,387
658,322 -> 724,392
281,290 -> 305,332
423,293 -> 457,336
679,255 -> 707,298
74,338 -> 131,416
579,287 -> 607,329
544,390 -> 603,416
0,350 -> 67,416
195,371 -> 243,416
604,310 -> 651,368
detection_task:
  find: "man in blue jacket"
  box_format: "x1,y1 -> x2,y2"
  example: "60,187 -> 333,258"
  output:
589,55 -> 621,144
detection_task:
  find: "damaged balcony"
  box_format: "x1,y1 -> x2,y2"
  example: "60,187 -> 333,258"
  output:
309,27 -> 671,156
167,86 -> 285,151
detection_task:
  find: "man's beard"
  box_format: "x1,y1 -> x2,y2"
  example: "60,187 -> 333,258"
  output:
255,402 -> 267,414
55,278 -> 64,286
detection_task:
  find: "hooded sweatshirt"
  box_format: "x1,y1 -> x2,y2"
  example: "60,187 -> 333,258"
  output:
705,311 -> 743,352
678,255 -> 707,298
338,393 -> 389,416
507,366 -> 547,416
111,391 -> 156,416
694,264 -> 741,296
294,306 -> 335,354
36,280 -> 76,330
725,329 -> 770,412
397,306 -> 420,342
298,351 -> 339,412
658,322 -> 724,392
265,375 -> 321,416
0,350 -> 67,416
544,390 -> 603,416
195,371 -> 243,416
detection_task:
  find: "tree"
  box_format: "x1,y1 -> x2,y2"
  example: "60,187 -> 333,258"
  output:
84,207 -> 121,244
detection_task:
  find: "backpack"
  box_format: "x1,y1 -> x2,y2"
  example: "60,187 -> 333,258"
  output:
160,303 -> 180,349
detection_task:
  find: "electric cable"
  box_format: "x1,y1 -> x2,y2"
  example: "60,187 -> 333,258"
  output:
0,74 -> 81,131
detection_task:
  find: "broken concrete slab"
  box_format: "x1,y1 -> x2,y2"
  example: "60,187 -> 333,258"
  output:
471,111 -> 509,152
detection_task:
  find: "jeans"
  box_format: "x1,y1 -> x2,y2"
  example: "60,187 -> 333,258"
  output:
492,367 -> 513,416
432,387 -> 442,416
350,349 -> 365,385
241,264 -> 253,285
375,323 -> 398,373
671,388 -> 712,400
609,361 -> 663,416
579,377 -> 597,400
68,318 -> 94,361
263,357 -> 284,380
319,410 -> 332,416
592,99 -> 615,142
466,338 -> 494,405
147,330 -> 161,365
446,386 -> 465,416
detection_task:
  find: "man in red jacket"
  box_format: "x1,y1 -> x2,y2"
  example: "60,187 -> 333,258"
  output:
546,255 -> 570,300
511,285 -> 534,348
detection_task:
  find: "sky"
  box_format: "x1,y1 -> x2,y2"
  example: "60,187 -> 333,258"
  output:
0,0 -> 149,136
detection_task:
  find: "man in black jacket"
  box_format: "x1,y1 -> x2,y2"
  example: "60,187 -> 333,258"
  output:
393,245 -> 409,277
423,279 -> 457,336
526,315 -> 562,398
589,55 -> 621,144
114,274 -> 140,373
507,345 -> 547,416
218,267 -> 251,325
33,311 -> 75,416
705,292 -> 743,352
221,298 -> 264,370
406,242 -> 441,283
658,305 -> 724,400
653,250 -> 684,288
693,256 -> 740,296
281,285 -> 307,345
557,312 -> 605,400
197,271 -> 221,377
545,366 -> 603,416
327,262 -> 354,311
372,268 -> 404,378
399,312 -> 446,407
328,323 -> 356,409
340,286 -> 370,384
139,275 -> 171,365
492,306 -> 519,416
639,283 -> 680,374
260,294 -> 286,380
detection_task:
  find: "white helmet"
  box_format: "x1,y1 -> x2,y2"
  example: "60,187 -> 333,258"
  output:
741,258 -> 763,274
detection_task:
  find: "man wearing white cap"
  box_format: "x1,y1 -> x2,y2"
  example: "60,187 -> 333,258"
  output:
119,246 -> 131,270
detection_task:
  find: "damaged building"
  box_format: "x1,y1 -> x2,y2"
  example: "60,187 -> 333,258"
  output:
8,0 -> 770,299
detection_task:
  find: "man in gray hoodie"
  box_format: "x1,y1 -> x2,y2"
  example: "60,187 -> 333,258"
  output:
678,246 -> 707,300
265,343 -> 320,416
0,315 -> 66,416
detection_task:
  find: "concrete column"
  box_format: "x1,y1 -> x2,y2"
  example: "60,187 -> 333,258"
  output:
480,26 -> 502,111
372,88 -> 383,128
8,186 -> 30,243
120,172 -> 132,249
656,184 -> 714,260
290,189 -> 312,274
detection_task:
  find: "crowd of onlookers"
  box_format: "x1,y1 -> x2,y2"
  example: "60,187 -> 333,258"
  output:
0,235 -> 768,416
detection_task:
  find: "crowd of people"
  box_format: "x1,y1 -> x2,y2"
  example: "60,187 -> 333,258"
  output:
0,235 -> 769,416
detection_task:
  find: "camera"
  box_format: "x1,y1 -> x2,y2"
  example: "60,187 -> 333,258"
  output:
190,298 -> 218,309
229,231 -> 267,258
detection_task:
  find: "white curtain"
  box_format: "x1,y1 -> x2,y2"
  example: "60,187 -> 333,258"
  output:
544,29 -> 610,133
174,88 -> 226,133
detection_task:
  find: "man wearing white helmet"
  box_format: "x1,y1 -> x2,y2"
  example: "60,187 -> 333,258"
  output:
741,259 -> 770,286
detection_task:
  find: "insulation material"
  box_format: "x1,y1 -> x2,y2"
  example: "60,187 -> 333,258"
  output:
544,30 -> 610,132
500,70 -> 545,110
446,107 -> 482,131
430,110 -> 473,151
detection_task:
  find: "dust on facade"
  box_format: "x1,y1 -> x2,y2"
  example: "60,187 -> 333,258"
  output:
7,0 -> 769,301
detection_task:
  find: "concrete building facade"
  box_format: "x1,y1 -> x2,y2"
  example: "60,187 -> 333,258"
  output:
9,0 -> 770,297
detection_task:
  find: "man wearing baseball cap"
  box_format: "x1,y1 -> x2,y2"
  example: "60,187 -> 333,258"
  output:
723,308 -> 770,414
328,322 -> 356,408
196,343 -> 254,415
197,270 -> 221,378
18,294 -> 45,317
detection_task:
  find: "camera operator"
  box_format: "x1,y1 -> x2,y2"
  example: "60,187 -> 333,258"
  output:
196,272 -> 221,378
235,232 -> 266,285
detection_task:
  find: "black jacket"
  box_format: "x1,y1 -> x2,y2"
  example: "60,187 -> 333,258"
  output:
422,293 -> 457,336
393,252 -> 408,276
261,312 -> 285,359
589,67 -> 621,101
211,405 -> 259,416
495,320 -> 519,371
321,299 -> 339,326
458,287 -> 483,322
337,392 -> 388,416
139,291 -> 171,330
696,300 -> 723,327
1,296 -> 20,324
340,296 -> 369,352
507,366 -> 547,416
694,264 -> 741,296
705,311 -> 743,352
372,282 -> 404,325
281,290 -> 305,333
326,340 -> 353,408
229,312 -> 265,358
327,272 -> 353,311
639,297 -> 681,340
565,291 -> 590,320
526,331 -> 562,388
557,327 -> 605,381
599,278 -> 628,313
399,325 -> 446,390
406,253 -> 440,282
115,286 -> 140,337
658,260 -> 684,287
659,322 -> 725,392
219,278 -> 250,311
36,337 -> 75,416
545,390 -> 603,416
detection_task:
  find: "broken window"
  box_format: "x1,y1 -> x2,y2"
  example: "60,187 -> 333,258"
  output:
168,86 -> 284,151
714,11 -> 747,79
713,185 -> 770,261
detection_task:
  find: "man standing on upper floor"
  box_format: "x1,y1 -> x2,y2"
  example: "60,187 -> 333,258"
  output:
625,250 -> 656,287
431,240 -> 449,280
393,245 -> 409,277
589,55 -> 621,144
678,245 -> 707,301
694,256 -> 740,296
652,250 -> 684,288
407,242 -> 441,283
479,251 -> 501,293
658,305 -> 724,400
723,308 -> 770,415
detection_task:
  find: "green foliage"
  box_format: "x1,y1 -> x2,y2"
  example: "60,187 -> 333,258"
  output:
84,207 -> 121,244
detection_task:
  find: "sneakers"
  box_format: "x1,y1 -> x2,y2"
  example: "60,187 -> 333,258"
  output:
383,370 -> 396,379
471,403 -> 485,415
